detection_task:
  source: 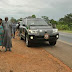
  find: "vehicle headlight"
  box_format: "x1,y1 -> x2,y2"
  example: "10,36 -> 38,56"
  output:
53,29 -> 58,33
28,30 -> 38,34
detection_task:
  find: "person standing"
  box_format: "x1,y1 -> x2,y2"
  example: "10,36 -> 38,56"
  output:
16,22 -> 20,36
12,23 -> 16,38
0,18 -> 4,51
2,17 -> 12,52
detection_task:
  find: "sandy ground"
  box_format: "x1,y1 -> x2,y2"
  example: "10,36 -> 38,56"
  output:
0,35 -> 72,72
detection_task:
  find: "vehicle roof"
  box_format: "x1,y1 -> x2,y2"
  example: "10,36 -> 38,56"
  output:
22,18 -> 43,21
22,18 -> 43,25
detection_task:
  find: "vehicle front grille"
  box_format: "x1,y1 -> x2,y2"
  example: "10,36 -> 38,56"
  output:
35,36 -> 44,39
50,35 -> 56,38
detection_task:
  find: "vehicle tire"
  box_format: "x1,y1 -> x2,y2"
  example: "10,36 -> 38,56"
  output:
26,35 -> 30,47
49,41 -> 56,46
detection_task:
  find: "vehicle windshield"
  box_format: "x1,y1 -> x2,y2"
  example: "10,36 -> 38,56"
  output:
27,19 -> 49,26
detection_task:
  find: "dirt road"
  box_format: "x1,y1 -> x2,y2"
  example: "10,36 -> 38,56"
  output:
0,36 -> 72,72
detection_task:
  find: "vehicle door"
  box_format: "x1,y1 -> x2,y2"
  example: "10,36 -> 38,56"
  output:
21,23 -> 27,38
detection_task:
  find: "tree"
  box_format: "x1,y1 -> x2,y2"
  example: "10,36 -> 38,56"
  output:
49,19 -> 57,28
58,13 -> 72,30
32,15 -> 36,18
50,19 -> 57,25
42,16 -> 49,24
42,16 -> 57,28
10,17 -> 17,23
17,18 -> 22,22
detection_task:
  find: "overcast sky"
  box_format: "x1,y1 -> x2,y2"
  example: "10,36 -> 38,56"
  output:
0,0 -> 72,20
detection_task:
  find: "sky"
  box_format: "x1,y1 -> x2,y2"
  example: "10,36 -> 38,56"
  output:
0,0 -> 72,20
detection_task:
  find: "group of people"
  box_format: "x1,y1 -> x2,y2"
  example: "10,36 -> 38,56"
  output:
0,17 -> 17,52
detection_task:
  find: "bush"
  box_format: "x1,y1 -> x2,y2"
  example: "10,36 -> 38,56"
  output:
57,25 -> 69,30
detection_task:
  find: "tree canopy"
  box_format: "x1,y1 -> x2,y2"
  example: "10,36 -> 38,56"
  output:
32,15 -> 36,18
58,13 -> 72,30
10,17 -> 17,23
10,13 -> 72,30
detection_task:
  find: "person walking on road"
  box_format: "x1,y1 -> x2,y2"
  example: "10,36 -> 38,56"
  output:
2,17 -> 12,52
0,18 -> 4,51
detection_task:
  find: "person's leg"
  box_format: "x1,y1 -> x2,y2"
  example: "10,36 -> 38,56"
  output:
5,47 -> 7,52
0,47 -> 2,52
17,29 -> 19,36
12,29 -> 14,38
9,48 -> 12,51
18,29 -> 20,36
14,30 -> 15,38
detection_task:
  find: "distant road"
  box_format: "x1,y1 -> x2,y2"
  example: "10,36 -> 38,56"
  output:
59,31 -> 72,44
43,32 -> 72,69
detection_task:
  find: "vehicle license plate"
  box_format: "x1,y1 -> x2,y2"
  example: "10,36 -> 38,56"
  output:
44,34 -> 49,39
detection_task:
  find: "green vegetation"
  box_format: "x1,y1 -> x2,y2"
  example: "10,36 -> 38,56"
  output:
32,15 -> 36,18
10,13 -> 72,33
42,16 -> 49,24
59,30 -> 72,33
42,13 -> 72,32
57,13 -> 72,31
10,17 -> 17,23
17,18 -> 22,22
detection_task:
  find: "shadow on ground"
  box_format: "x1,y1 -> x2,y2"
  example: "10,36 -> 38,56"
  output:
29,41 -> 53,48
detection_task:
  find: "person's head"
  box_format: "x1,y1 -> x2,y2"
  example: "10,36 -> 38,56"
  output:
5,17 -> 8,22
0,18 -> 2,24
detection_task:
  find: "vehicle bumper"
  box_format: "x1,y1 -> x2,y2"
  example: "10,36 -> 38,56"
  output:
28,33 -> 59,42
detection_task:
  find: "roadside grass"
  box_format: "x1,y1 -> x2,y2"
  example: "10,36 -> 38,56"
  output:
59,30 -> 72,33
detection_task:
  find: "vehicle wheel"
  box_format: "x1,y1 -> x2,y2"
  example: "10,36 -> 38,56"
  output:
26,35 -> 30,47
49,41 -> 56,46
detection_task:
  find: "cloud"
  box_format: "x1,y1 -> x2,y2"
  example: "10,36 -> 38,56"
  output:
0,0 -> 72,20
